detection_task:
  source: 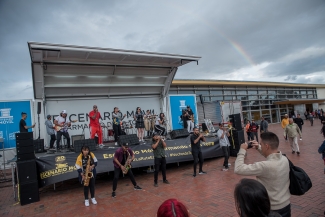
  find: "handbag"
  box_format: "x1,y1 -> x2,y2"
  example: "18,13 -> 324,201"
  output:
283,155 -> 312,195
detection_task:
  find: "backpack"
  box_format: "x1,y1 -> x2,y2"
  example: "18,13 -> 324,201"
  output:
318,141 -> 325,154
283,155 -> 312,195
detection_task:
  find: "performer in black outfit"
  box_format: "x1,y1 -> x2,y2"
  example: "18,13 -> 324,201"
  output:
134,107 -> 145,143
190,127 -> 207,177
294,114 -> 304,133
112,107 -> 126,146
19,112 -> 35,133
155,113 -> 166,136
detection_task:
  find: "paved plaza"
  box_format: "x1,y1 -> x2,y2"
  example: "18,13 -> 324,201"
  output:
0,121 -> 325,217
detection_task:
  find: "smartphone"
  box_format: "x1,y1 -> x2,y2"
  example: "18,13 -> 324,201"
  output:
247,142 -> 253,149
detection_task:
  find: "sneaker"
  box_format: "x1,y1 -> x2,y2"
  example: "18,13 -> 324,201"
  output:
112,192 -> 116,198
193,173 -> 196,177
85,199 -> 89,207
292,151 -> 295,154
297,152 -> 300,155
91,198 -> 97,205
222,168 -> 228,171
154,183 -> 158,187
134,185 -> 142,190
163,180 -> 170,184
199,171 -> 207,175
115,142 -> 118,146
228,163 -> 231,166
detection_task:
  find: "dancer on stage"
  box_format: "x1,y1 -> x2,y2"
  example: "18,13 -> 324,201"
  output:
75,146 -> 98,207
89,105 -> 103,148
190,127 -> 207,177
152,132 -> 170,187
19,112 -> 35,133
112,107 -> 126,146
144,110 -> 152,137
54,110 -> 71,151
112,142 -> 142,198
134,107 -> 145,143
155,113 -> 166,136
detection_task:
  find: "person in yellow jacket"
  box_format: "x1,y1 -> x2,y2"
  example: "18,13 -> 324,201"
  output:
75,146 -> 98,207
281,114 -> 289,141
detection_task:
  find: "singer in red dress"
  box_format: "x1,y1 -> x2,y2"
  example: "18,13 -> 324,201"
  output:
89,105 -> 103,147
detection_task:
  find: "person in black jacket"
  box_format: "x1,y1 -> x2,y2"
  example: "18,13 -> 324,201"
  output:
294,114 -> 304,133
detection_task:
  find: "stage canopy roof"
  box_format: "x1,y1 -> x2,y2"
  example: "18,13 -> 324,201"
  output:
28,42 -> 201,100
273,99 -> 325,105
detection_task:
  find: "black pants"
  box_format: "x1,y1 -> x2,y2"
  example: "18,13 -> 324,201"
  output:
298,125 -> 302,133
155,125 -> 166,136
84,177 -> 95,200
246,132 -> 251,141
56,131 -> 70,149
50,134 -> 56,149
154,157 -> 167,183
272,204 -> 291,217
221,146 -> 230,169
113,167 -> 137,192
192,151 -> 203,174
251,132 -> 258,142
113,124 -> 122,142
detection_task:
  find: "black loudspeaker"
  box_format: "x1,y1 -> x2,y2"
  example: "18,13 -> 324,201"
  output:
71,135 -> 85,147
16,132 -> 33,140
37,102 -> 41,114
33,139 -> 44,153
19,181 -> 40,205
16,145 -> 34,155
229,130 -> 245,157
170,129 -> 189,140
17,160 -> 38,183
16,139 -> 33,148
199,94 -> 204,104
229,114 -> 242,130
17,153 -> 36,162
74,139 -> 96,153
119,134 -> 140,146
202,123 -> 208,132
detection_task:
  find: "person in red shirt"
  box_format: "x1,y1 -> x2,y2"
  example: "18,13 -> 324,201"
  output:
89,105 -> 103,147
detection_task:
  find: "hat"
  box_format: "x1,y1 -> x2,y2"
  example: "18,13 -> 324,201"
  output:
61,110 -> 67,114
47,115 -> 51,119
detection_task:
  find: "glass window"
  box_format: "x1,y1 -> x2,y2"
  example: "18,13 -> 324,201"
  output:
307,90 -> 313,94
300,90 -> 306,94
261,110 -> 271,123
251,111 -> 261,121
248,95 -> 258,100
259,90 -> 267,95
287,95 -> 294,99
307,95 -> 314,99
169,90 -> 178,94
236,90 -> 246,95
271,109 -> 279,123
268,95 -> 276,99
179,90 -> 194,94
277,95 -> 286,99
301,95 -> 307,99
261,105 -> 270,109
268,90 -> 276,95
248,90 -> 257,94
247,86 -> 258,90
260,100 -> 270,105
286,90 -> 293,94
242,106 -> 248,111
223,86 -> 236,89
238,96 -> 248,101
210,90 -> 222,95
242,111 -> 250,123
211,96 -> 223,101
251,105 -> 260,110
195,90 -> 209,95
224,90 -> 236,95
224,96 -> 234,100
280,109 -> 287,117
279,104 -> 287,108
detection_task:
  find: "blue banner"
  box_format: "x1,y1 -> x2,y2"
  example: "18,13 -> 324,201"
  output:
168,95 -> 198,130
0,101 -> 32,149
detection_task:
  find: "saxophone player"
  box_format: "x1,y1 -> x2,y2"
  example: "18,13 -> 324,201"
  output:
112,107 -> 126,146
112,142 -> 142,198
75,146 -> 98,207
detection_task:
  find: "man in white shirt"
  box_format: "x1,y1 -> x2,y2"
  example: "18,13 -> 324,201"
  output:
54,110 -> 71,151
217,123 -> 231,171
234,132 -> 291,217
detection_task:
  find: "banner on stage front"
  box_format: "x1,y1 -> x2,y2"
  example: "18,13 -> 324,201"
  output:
168,95 -> 198,130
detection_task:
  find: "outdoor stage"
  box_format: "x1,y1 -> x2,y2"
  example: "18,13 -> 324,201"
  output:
35,136 -> 223,188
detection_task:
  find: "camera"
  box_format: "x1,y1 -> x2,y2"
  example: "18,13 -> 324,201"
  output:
247,142 -> 253,149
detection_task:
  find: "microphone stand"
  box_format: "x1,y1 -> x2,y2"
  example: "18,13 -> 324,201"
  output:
38,113 -> 41,140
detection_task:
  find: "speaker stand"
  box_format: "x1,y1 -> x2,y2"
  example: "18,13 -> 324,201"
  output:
37,114 -> 40,140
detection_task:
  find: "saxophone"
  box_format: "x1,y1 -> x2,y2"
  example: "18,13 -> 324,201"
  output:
83,155 -> 93,186
122,151 -> 132,174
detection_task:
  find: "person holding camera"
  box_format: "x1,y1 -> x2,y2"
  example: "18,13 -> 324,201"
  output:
152,132 -> 170,187
217,123 -> 231,171
234,132 -> 291,217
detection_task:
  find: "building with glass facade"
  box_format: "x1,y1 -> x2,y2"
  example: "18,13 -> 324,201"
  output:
170,80 -> 325,124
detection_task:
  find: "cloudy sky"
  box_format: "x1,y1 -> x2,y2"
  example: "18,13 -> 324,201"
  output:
0,0 -> 324,100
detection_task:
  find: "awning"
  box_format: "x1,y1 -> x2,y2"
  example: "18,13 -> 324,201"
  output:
274,99 -> 325,105
28,42 -> 201,100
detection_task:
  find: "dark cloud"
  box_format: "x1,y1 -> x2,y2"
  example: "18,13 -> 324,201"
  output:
0,0 -> 324,100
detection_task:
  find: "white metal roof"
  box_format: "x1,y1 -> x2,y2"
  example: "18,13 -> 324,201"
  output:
28,42 -> 201,100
